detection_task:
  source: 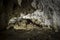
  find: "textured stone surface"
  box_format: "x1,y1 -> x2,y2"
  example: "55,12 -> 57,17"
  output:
0,0 -> 60,40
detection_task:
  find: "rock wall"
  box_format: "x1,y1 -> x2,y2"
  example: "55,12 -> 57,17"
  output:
0,0 -> 60,40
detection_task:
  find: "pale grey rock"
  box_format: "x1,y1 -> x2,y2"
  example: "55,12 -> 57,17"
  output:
18,0 -> 22,6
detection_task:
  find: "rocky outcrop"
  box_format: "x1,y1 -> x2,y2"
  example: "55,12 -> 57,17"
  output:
0,0 -> 60,40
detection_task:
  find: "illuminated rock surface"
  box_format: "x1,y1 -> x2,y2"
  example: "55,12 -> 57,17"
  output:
0,0 -> 60,40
